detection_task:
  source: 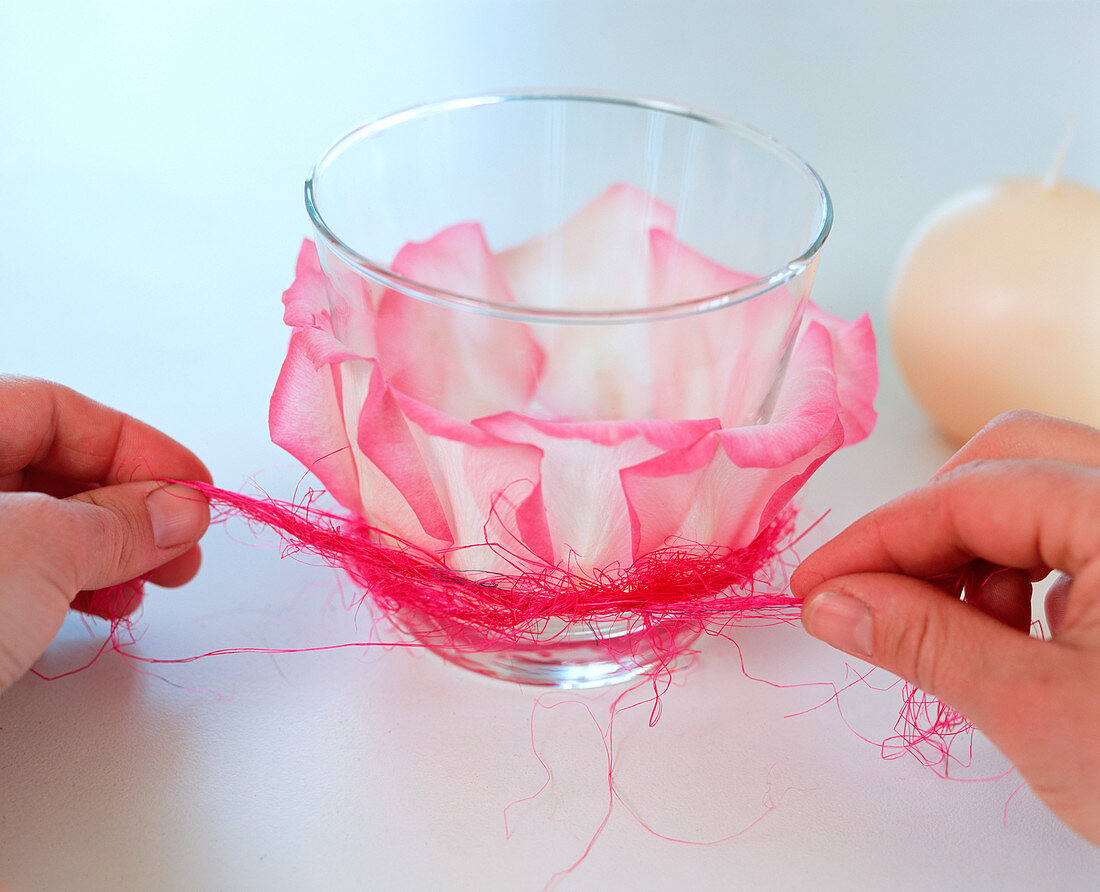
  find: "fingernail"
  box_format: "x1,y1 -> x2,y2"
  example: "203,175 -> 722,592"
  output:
147,485 -> 208,549
805,591 -> 874,657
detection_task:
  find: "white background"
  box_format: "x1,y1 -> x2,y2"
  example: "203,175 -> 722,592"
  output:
1,2 -> 1098,889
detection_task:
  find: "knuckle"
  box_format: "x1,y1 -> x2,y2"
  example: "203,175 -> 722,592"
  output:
942,456 -> 997,477
960,409 -> 1045,458
78,490 -> 143,572
986,408 -> 1043,430
973,409 -> 1045,444
890,603 -> 949,696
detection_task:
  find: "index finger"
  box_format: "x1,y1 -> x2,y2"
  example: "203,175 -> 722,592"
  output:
791,459 -> 1100,595
0,376 -> 211,490
936,410 -> 1100,476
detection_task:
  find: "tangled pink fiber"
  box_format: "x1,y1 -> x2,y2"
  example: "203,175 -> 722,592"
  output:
178,480 -> 801,653
69,480 -> 974,773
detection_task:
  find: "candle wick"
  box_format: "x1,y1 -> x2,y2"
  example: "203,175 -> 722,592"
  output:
1042,112 -> 1078,189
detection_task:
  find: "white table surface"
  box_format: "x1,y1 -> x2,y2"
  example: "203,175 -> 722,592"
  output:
2,2 -> 1098,889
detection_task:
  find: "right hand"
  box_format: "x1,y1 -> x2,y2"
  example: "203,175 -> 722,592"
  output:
791,411 -> 1100,845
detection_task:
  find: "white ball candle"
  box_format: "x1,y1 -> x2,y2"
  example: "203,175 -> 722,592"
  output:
889,176 -> 1100,444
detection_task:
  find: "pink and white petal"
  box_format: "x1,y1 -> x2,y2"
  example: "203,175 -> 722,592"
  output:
482,412 -> 718,450
683,431 -> 843,550
295,322 -> 361,367
320,269 -> 383,360
716,311 -> 877,469
520,325 -> 658,420
395,396 -> 553,573
706,308 -> 876,535
718,320 -> 845,469
352,358 -> 456,547
646,229 -> 757,310
288,356 -> 438,550
496,184 -> 676,419
647,229 -> 800,423
283,239 -> 379,364
475,413 -> 700,570
269,330 -> 364,515
619,433 -> 720,557
716,286 -> 806,426
376,222 -> 543,421
621,417 -> 845,558
621,307 -> 877,557
621,425 -> 839,559
675,321 -> 860,544
496,182 -> 676,313
801,307 -> 878,443
281,240 -> 328,328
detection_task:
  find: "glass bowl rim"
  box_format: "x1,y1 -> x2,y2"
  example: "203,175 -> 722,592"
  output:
304,90 -> 832,324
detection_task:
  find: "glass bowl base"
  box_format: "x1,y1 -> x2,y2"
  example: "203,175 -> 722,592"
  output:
399,611 -> 702,688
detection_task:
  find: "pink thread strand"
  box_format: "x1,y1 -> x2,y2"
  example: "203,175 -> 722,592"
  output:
65,480 -> 977,775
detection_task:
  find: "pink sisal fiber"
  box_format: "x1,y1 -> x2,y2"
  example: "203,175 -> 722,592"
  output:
74,480 -> 978,773
60,485 -> 994,884
891,683 -> 975,773
167,480 -> 802,651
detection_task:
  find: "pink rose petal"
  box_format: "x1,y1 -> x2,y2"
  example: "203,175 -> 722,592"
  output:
269,329 -> 364,516
497,184 -> 677,418
647,229 -> 803,424
284,239 -> 378,361
476,412 -> 718,570
353,357 -> 454,547
803,305 -> 878,443
377,222 -> 543,421
497,182 -> 676,313
280,239 -> 328,328
394,396 -> 553,571
622,309 -> 877,557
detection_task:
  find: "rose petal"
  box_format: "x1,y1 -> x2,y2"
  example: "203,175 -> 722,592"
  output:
269,329 -> 364,515
476,412 -> 717,570
480,413 -> 719,450
352,357 -> 454,547
621,308 -> 877,557
285,240 -> 378,360
497,184 -> 677,418
647,229 -> 802,423
394,396 -> 553,571
646,228 -> 757,308
281,240 -> 327,328
718,320 -> 846,467
803,305 -> 878,443
377,222 -> 543,421
497,182 -> 676,312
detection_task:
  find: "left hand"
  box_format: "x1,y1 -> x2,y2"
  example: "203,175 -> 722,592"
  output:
0,377 -> 212,690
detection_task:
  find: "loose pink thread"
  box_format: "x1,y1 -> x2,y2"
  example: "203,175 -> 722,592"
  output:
66,480 -> 976,772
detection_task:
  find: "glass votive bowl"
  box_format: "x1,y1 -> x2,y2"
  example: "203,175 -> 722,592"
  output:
300,91 -> 832,688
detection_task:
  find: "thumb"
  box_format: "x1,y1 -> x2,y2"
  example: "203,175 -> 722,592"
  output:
0,482 -> 209,688
62,482 -> 211,590
801,572 -> 1036,725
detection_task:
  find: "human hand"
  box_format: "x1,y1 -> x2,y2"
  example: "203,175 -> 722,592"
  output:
0,377 -> 211,690
791,410 -> 1100,846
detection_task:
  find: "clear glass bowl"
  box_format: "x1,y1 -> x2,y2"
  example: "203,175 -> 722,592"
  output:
303,91 -> 831,688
